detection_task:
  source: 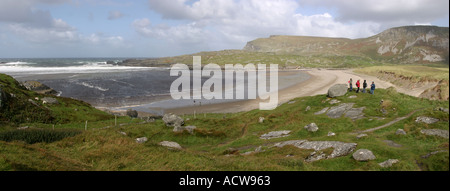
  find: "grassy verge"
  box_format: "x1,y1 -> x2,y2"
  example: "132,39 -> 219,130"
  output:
1,88 -> 448,171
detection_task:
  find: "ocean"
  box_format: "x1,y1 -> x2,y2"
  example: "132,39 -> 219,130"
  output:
0,58 -> 310,115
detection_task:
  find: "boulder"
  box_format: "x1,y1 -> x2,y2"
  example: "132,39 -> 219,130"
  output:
352,149 -> 376,161
304,123 -> 319,132
348,95 -> 357,99
421,129 -> 449,139
396,129 -> 407,135
378,159 -> 399,168
327,132 -> 336,136
135,137 -> 148,144
259,117 -> 265,123
305,106 -> 311,112
437,107 -> 449,114
162,113 -> 184,127
260,130 -> 291,139
174,125 -> 197,134
41,97 -> 59,105
159,141 -> 182,150
415,116 -> 439,124
327,84 -> 348,98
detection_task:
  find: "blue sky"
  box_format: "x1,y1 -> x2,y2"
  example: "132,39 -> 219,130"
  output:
0,0 -> 448,58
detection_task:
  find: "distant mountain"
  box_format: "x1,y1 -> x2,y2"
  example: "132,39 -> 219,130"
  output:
244,26 -> 449,64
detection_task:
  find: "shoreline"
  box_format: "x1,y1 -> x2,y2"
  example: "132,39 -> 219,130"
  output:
156,68 -> 418,115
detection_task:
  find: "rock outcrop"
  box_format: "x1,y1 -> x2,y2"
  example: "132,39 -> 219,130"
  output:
378,159 -> 399,168
21,81 -> 58,95
273,140 -> 357,162
421,129 -> 449,139
415,116 -> 439,124
260,130 -> 291,139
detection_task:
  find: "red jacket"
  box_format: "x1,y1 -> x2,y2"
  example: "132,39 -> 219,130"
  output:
356,81 -> 360,88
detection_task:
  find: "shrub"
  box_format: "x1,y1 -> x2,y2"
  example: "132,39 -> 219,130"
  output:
0,129 -> 81,144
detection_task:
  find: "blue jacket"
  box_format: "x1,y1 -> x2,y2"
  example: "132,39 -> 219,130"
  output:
371,84 -> 376,90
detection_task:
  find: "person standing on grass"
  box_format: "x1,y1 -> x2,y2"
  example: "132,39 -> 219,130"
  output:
348,78 -> 353,92
370,81 -> 376,94
362,80 -> 367,93
356,80 -> 361,93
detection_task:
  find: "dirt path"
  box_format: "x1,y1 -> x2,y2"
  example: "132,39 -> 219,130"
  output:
357,108 -> 424,133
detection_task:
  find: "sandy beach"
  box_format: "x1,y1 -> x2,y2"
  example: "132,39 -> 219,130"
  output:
162,68 -> 421,115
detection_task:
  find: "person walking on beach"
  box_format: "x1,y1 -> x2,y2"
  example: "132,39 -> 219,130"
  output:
370,81 -> 376,94
362,80 -> 367,93
348,78 -> 353,92
356,80 -> 361,93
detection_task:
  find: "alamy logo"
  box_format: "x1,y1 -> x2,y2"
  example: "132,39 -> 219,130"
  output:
170,56 -> 279,110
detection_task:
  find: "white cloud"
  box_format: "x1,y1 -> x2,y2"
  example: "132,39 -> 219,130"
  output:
136,0 -> 384,52
108,10 -> 124,20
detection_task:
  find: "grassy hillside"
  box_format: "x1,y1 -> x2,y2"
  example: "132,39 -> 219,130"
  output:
0,73 -> 113,126
1,86 -> 448,171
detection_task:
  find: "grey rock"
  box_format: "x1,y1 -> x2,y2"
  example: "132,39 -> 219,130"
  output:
314,107 -> 329,115
415,116 -> 439,124
259,117 -> 265,123
348,95 -> 357,99
173,125 -> 196,134
438,107 -> 449,113
185,126 -> 197,134
135,137 -> 148,144
305,151 -> 327,162
327,84 -> 348,98
304,123 -> 319,132
21,81 -> 58,95
41,97 -> 59,104
356,134 -> 368,139
119,131 -> 127,136
383,140 -> 403,148
396,129 -> 407,135
162,113 -> 184,128
159,141 -> 182,150
421,129 -> 449,139
17,126 -> 30,130
378,159 -> 399,168
326,103 -> 355,119
288,101 -> 296,104
329,99 -> 341,105
421,150 -> 447,158
28,99 -> 39,106
344,107 -> 366,120
274,140 -> 357,161
260,130 -> 291,139
353,149 -> 376,161
305,106 -> 311,112
327,132 -> 336,136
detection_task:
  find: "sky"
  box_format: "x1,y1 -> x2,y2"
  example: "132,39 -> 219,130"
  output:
0,0 -> 448,58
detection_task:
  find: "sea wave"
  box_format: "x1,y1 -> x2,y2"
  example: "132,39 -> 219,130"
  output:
78,82 -> 109,92
0,64 -> 156,74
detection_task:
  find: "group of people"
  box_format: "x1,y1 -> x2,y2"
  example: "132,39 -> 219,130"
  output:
348,78 -> 375,94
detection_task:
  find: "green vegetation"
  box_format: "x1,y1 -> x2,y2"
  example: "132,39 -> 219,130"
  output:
0,129 -> 81,144
1,85 -> 448,171
355,65 -> 449,82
